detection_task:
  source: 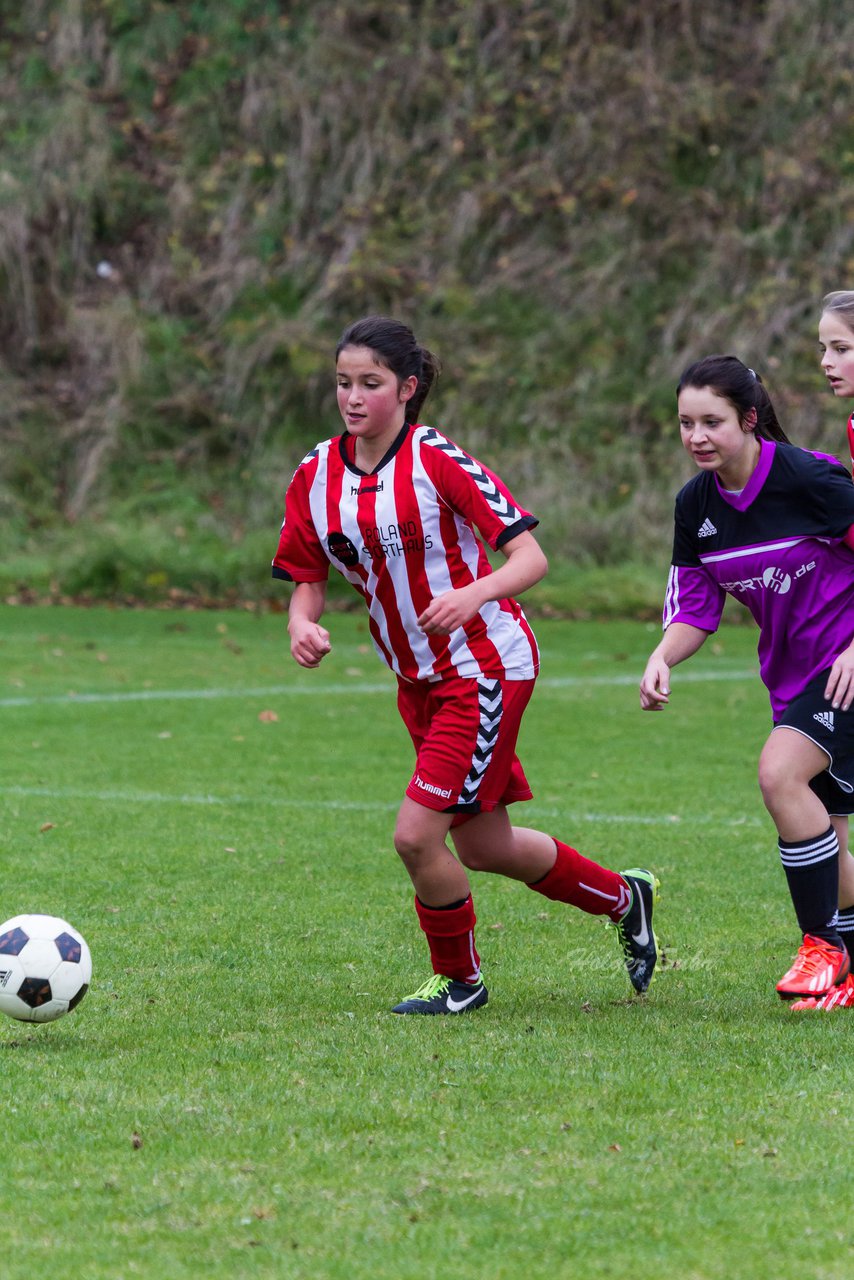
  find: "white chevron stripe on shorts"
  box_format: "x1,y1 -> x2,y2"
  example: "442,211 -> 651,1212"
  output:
457,678 -> 503,807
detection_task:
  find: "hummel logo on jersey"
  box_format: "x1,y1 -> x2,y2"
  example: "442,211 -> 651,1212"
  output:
697,518 -> 717,538
813,711 -> 835,732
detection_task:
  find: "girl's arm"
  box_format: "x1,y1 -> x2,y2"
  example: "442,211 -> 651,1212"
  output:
417,530 -> 547,636
639,621 -> 711,711
288,581 -> 332,668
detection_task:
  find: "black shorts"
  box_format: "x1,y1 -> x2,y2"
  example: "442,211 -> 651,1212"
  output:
775,668 -> 854,816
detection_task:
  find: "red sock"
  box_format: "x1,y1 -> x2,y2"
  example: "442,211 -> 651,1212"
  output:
414,894 -> 481,983
528,839 -> 630,921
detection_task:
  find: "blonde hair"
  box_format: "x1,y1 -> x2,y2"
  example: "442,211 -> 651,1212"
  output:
821,291 -> 854,333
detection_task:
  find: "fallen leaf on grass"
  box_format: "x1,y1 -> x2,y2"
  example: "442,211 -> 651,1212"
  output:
258,710 -> 279,722
39,822 -> 55,833
131,1132 -> 143,1149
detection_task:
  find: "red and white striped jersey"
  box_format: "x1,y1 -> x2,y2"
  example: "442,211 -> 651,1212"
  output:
272,423 -> 540,683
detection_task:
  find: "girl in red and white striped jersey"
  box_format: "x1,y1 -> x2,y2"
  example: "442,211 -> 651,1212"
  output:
272,315 -> 659,1015
819,291 -> 854,473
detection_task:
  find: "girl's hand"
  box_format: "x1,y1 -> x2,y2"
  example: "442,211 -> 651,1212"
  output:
825,644 -> 854,711
417,586 -> 480,636
289,619 -> 332,668
639,656 -> 672,711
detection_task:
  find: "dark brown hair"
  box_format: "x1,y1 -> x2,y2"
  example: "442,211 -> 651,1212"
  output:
677,355 -> 791,443
336,315 -> 441,424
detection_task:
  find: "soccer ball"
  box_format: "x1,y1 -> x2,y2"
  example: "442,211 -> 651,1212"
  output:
0,914 -> 92,1023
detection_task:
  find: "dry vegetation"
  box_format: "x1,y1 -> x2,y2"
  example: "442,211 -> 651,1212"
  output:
0,0 -> 852,604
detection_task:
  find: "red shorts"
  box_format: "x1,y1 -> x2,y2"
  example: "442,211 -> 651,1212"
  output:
397,675 -> 534,824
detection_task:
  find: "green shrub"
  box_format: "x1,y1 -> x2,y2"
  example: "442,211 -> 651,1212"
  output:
1,0 -> 852,605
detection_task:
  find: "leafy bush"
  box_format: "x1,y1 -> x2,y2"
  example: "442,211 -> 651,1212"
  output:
1,0 -> 852,606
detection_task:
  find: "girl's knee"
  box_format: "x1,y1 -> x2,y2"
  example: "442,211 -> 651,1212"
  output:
758,744 -> 821,815
757,753 -> 787,803
393,815 -> 436,864
455,842 -> 490,873
393,825 -> 421,864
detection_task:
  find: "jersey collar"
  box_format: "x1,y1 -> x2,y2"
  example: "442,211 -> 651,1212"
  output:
714,436 -> 776,511
339,423 -> 412,476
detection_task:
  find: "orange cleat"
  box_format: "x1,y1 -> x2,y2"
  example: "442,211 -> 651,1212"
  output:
775,934 -> 850,1000
791,972 -> 854,1011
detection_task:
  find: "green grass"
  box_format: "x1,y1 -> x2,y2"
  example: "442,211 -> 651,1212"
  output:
1,605 -> 851,1278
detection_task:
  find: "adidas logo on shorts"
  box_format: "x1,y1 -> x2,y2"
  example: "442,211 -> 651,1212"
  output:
813,710 -> 835,732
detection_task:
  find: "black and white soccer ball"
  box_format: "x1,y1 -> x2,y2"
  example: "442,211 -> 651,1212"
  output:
0,914 -> 92,1023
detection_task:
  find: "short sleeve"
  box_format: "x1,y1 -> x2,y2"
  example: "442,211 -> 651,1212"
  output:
271,464 -> 329,583
671,497 -> 702,567
663,493 -> 725,632
421,433 -> 538,550
821,456 -> 854,535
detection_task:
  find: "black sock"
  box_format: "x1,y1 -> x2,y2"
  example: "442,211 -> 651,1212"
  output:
778,827 -> 842,947
836,906 -> 854,960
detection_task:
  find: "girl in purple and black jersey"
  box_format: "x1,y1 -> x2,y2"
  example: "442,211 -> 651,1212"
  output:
640,355 -> 854,1010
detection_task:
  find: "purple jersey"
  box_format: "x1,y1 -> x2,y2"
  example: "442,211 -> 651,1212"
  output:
663,439 -> 854,719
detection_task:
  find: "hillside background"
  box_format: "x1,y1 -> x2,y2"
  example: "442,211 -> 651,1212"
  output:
1,0 -> 852,615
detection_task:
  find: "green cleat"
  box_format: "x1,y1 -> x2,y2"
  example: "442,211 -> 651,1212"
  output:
610,868 -> 660,994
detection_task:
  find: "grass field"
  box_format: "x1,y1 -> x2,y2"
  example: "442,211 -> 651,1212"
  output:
1,604 -> 852,1279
